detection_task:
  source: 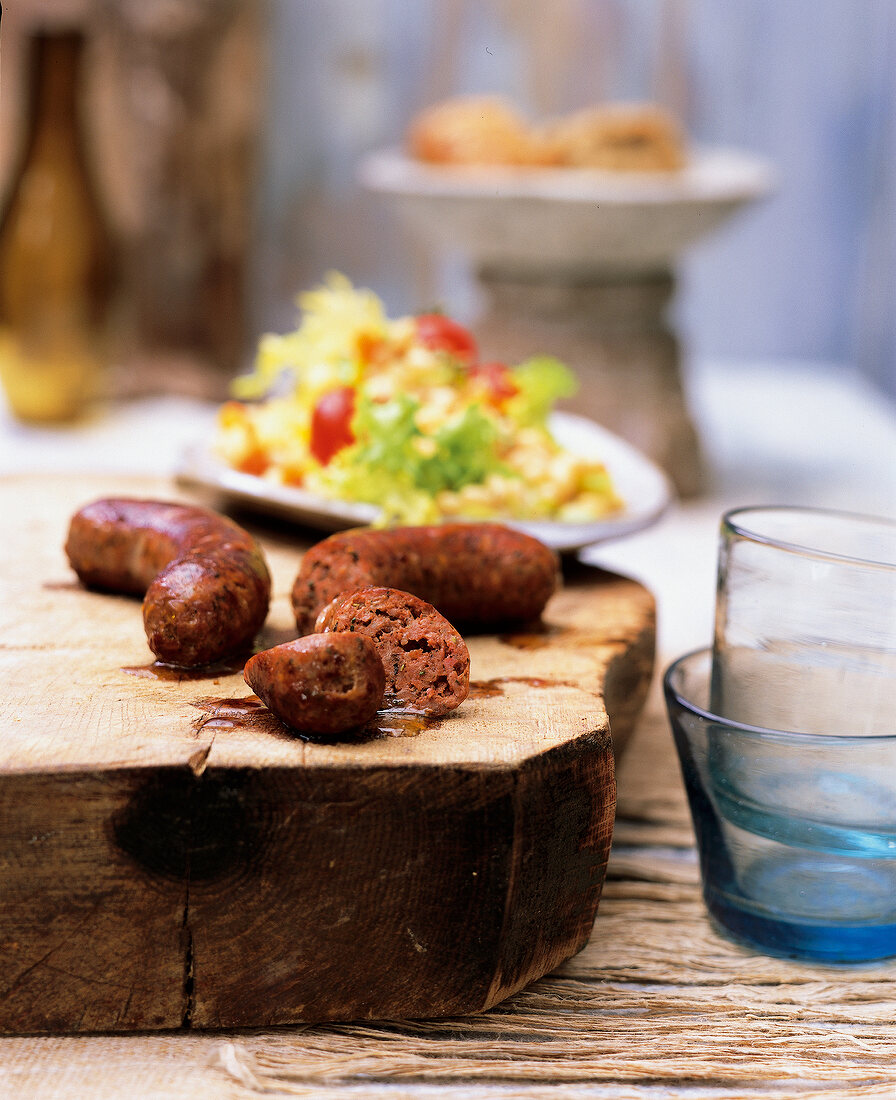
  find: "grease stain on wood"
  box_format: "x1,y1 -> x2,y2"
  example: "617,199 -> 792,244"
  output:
123,655 -> 251,682
497,623 -> 566,650
190,696 -> 440,743
370,710 -> 439,739
469,676 -> 580,698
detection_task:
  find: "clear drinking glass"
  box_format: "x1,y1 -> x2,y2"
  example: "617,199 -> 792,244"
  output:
711,506 -> 896,736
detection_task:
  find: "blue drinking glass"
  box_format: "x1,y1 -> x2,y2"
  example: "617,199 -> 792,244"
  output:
665,649 -> 896,963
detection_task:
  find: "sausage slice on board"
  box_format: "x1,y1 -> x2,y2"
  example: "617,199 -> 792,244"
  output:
244,633 -> 385,736
315,586 -> 470,717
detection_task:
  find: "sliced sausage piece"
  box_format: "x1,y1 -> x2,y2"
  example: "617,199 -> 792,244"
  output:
244,633 -> 385,736
65,498 -> 271,666
292,523 -> 559,634
315,586 -> 470,717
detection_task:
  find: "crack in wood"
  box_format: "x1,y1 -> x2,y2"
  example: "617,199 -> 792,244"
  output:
180,767 -> 197,1030
181,923 -> 195,1030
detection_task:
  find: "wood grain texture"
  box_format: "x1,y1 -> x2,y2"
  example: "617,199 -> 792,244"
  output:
0,474 -> 654,1034
4,688 -> 896,1097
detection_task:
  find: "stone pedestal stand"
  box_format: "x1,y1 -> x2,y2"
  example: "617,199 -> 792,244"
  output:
359,147 -> 774,502
475,268 -> 703,498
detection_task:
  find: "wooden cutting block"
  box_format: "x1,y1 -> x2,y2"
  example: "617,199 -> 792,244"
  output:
0,475 -> 655,1034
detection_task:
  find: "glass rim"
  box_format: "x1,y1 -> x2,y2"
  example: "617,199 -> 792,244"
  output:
663,647 -> 896,743
722,504 -> 896,570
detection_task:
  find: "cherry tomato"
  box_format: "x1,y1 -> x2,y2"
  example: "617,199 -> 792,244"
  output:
415,313 -> 478,365
471,361 -> 519,406
310,386 -> 355,465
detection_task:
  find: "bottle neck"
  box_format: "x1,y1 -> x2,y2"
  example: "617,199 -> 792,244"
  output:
27,32 -> 84,143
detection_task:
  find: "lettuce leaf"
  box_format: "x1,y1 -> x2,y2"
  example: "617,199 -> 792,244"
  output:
415,404 -> 503,494
317,394 -> 508,521
505,356 -> 578,427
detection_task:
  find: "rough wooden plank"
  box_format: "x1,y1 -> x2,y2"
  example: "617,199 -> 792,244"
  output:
3,682 -> 896,1095
180,738 -> 614,1029
0,475 -> 654,770
0,474 -> 652,1032
0,770 -> 188,1034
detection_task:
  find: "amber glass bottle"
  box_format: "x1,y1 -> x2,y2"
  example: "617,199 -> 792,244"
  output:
0,30 -> 114,422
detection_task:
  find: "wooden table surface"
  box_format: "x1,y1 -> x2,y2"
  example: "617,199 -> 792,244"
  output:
2,361 -> 895,1096
3,676 -> 896,1098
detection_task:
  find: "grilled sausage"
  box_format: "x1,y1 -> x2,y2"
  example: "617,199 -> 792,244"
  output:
292,524 -> 559,634
65,498 -> 271,666
315,586 -> 470,716
244,633 -> 385,736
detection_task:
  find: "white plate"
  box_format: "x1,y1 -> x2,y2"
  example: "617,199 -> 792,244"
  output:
175,412 -> 672,554
359,146 -> 775,272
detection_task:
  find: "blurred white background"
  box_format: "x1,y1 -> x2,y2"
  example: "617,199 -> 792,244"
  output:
0,0 -> 892,517
251,0 -> 896,399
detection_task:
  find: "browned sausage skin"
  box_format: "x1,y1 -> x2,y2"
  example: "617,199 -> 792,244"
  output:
244,633 -> 385,736
65,498 -> 271,667
315,586 -> 470,716
292,524 -> 559,635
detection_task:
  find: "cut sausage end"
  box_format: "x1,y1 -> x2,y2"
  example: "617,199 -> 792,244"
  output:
244,633 -> 386,736
315,585 -> 470,717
